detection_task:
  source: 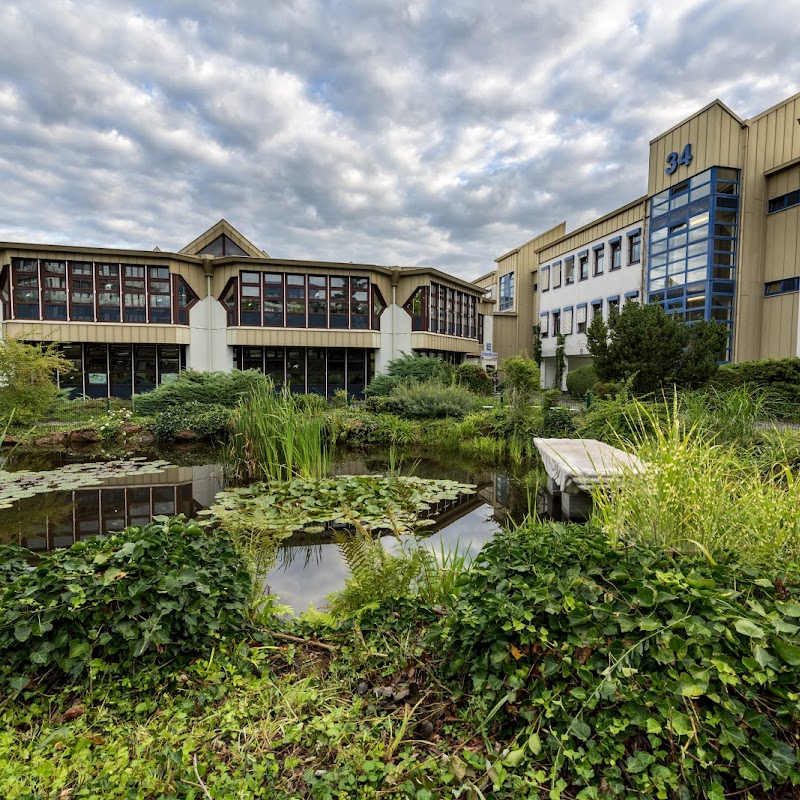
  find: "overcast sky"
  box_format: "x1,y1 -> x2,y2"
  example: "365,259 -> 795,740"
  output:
1,1 -> 798,280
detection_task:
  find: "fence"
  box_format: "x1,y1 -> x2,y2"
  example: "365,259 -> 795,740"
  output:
42,395 -> 134,425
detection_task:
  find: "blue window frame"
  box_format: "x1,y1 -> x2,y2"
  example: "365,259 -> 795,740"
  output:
499,272 -> 515,311
646,166 -> 739,362
765,277 -> 800,296
768,189 -> 800,214
540,311 -> 549,338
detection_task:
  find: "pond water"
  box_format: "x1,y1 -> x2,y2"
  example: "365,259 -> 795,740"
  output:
0,444 -> 545,611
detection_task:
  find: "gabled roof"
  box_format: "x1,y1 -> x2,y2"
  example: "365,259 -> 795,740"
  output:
180,219 -> 269,258
649,99 -> 744,145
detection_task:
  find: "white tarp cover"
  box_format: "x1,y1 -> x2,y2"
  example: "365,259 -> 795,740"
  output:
533,437 -> 644,495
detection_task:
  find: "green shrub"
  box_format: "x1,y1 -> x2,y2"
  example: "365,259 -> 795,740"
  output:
500,353 -> 540,394
134,370 -> 269,415
0,339 -> 73,425
0,517 -> 253,689
150,402 -> 231,442
364,354 -> 448,396
540,387 -> 562,408
386,381 -> 480,420
0,545 -> 30,587
712,357 -> 800,419
591,381 -> 620,398
453,363 -> 494,395
542,405 -> 576,437
565,364 -> 598,398
436,522 -> 800,799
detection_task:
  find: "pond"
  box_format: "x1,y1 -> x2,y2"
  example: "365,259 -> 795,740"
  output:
0,445 -> 546,612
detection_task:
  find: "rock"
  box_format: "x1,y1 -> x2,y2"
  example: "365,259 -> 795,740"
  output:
69,429 -> 101,444
119,423 -> 142,435
356,681 -> 369,696
173,429 -> 200,441
34,432 -> 69,447
129,433 -> 156,446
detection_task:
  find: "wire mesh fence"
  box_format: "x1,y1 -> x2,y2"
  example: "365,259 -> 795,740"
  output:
42,395 -> 134,425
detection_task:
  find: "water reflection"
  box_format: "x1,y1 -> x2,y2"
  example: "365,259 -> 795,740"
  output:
1,445 -> 547,612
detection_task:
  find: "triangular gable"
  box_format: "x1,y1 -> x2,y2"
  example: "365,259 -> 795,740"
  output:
180,219 -> 269,258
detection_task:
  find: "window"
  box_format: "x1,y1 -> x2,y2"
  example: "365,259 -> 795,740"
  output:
593,246 -> 605,276
122,265 -> 146,323
551,310 -> 561,337
768,189 -> 800,214
240,271 -> 262,325
539,312 -> 549,338
350,277 -> 369,329
552,262 -> 562,289
42,260 -> 67,320
532,271 -> 538,292
610,239 -> 622,271
576,304 -> 587,333
220,278 -> 238,326
286,274 -> 307,327
69,262 -> 94,321
330,277 -> 349,328
97,264 -> 121,322
13,258 -> 40,319
624,291 -> 640,304
264,273 -> 284,326
174,276 -> 199,325
371,285 -> 386,330
541,266 -> 550,292
608,296 -> 620,317
148,266 -> 171,323
562,307 -> 573,335
579,253 -> 589,281
308,276 -> 327,327
628,229 -> 642,263
765,277 -> 800,296
565,257 -> 575,285
591,300 -> 603,319
499,272 -> 515,311
404,286 -> 427,331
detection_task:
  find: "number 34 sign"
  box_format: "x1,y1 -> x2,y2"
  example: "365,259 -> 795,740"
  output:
665,144 -> 693,175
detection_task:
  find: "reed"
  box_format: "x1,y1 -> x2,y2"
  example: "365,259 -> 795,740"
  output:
225,383 -> 333,483
590,399 -> 800,568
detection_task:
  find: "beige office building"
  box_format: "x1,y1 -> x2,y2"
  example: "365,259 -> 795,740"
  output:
480,91 -> 800,376
0,220 -> 491,398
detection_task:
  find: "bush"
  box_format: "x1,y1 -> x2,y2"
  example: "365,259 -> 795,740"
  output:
0,339 -> 73,425
386,381 -> 480,420
565,364 -> 598,398
364,354 -> 449,397
591,380 -> 620,399
134,370 -> 269,415
542,405 -> 576,437
453,363 -> 494,395
436,522 -> 800,799
712,357 -> 800,419
150,402 -> 232,442
0,517 -> 253,689
0,545 -> 30,587
500,353 -> 540,394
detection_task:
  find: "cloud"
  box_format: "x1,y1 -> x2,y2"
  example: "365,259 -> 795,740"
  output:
0,0 -> 798,277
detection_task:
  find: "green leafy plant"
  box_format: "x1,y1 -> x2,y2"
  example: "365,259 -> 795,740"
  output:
134,369 -> 269,415
0,516 -> 253,689
149,401 -> 231,442
0,544 -> 31,586
364,354 -> 449,397
0,338 -> 73,425
453,363 -> 494,395
711,357 -> 800,420
386,380 -> 480,420
565,365 -> 598,399
436,521 -> 800,799
500,353 -> 540,395
554,332 -> 566,389
541,405 -> 576,437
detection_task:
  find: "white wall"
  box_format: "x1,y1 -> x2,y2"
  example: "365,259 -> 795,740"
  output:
376,301 -> 412,374
188,295 -> 231,373
539,222 -> 644,385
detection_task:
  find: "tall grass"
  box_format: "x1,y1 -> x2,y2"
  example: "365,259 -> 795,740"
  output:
590,400 -> 800,568
226,384 -> 333,483
679,384 -> 772,446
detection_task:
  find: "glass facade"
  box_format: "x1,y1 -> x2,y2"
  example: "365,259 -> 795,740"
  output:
646,166 -> 739,361
7,259 -> 197,324
234,346 -> 375,398
403,283 -> 479,339
234,272 -> 384,330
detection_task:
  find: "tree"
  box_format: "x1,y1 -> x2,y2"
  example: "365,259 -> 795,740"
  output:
586,302 -> 728,394
501,353 -> 540,394
0,339 -> 73,424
